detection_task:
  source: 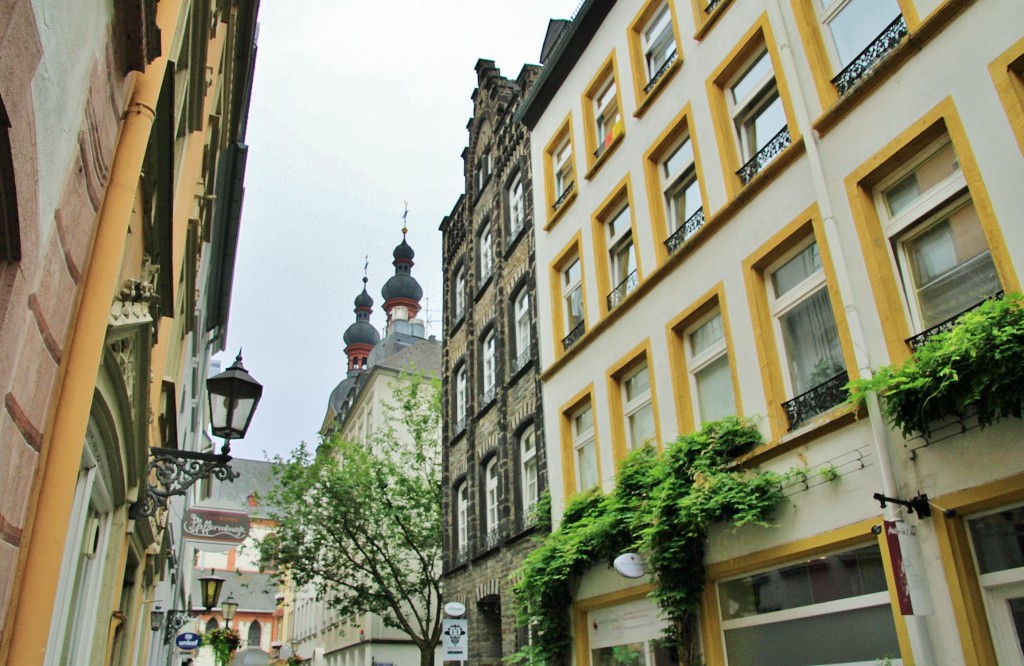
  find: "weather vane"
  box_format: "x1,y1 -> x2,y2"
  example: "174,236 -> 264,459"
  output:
402,201 -> 409,236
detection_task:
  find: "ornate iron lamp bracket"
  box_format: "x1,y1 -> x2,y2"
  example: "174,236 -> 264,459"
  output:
163,608 -> 197,644
131,447 -> 239,519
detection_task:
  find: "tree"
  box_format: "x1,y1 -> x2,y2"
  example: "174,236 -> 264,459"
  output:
259,373 -> 443,666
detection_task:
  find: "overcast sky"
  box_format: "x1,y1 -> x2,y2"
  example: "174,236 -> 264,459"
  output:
220,1 -> 580,459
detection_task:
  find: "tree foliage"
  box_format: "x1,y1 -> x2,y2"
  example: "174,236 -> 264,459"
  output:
847,293 -> 1024,436
259,373 -> 443,666
511,417 -> 784,666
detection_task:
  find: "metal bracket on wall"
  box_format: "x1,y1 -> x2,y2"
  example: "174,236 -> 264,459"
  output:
130,447 -> 239,519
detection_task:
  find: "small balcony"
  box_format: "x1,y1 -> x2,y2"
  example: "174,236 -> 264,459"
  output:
512,348 -> 531,374
831,15 -> 908,96
607,269 -> 639,311
483,528 -> 501,551
644,50 -> 678,94
737,126 -> 791,185
905,291 -> 1003,351
451,417 -> 466,438
453,546 -> 468,567
562,321 -> 585,352
665,207 -> 705,255
553,181 -> 575,212
481,385 -> 496,407
782,369 -> 849,431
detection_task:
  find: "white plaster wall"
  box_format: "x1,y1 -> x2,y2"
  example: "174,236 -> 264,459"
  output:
29,0 -> 113,258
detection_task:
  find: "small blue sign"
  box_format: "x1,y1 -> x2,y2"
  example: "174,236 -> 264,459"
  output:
175,632 -> 201,650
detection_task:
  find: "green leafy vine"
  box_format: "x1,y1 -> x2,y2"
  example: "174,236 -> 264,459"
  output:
510,417 -> 785,665
847,293 -> 1024,436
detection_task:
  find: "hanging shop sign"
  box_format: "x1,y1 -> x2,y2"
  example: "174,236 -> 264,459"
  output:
175,632 -> 201,650
884,520 -> 934,616
183,500 -> 250,552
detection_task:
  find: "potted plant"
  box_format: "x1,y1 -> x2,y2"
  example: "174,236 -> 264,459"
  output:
205,627 -> 241,666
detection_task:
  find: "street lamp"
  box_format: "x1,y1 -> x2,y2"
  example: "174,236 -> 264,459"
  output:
131,352 -> 263,518
198,571 -> 227,610
150,606 -> 165,632
221,593 -> 239,627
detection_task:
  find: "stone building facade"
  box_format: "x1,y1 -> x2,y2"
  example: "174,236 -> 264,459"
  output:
439,59 -> 548,664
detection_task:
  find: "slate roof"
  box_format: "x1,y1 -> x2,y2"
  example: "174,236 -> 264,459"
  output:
192,570 -> 278,613
209,457 -> 279,517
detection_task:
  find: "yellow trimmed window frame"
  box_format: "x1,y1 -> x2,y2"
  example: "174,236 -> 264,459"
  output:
549,233 -> 588,357
627,0 -> 682,114
989,36 -> 1024,157
643,104 -> 709,265
590,176 -> 642,316
543,113 -> 578,229
559,385 -> 601,497
706,15 -> 801,199
691,0 -> 734,41
666,284 -> 741,436
742,205 -> 857,439
606,341 -> 661,465
843,98 -> 1019,363
581,51 -> 625,177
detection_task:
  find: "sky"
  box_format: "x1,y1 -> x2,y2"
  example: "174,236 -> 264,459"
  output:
219,1 -> 581,460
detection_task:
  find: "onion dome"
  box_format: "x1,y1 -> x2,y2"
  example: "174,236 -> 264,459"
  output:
382,230 -> 423,304
344,278 -> 380,347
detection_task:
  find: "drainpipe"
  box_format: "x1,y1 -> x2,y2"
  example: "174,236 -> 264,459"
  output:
4,1 -> 184,664
761,1 -> 937,663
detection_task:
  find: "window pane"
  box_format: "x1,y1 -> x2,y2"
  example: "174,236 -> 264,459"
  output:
575,405 -> 593,434
593,643 -> 645,666
565,258 -> 581,285
628,403 -> 655,448
828,0 -> 902,67
884,142 -> 960,216
723,604 -> 900,666
968,506 -> 1024,575
696,354 -> 735,423
731,52 -> 772,103
751,93 -> 785,153
625,366 -> 650,401
690,313 -> 725,356
566,285 -> 584,327
663,138 -> 693,180
578,441 -> 598,489
719,545 -> 888,620
904,205 -> 1000,328
779,287 -> 844,394
772,242 -> 822,298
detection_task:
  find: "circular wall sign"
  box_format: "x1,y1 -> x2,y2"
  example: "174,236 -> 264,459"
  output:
175,632 -> 201,650
444,601 -> 467,617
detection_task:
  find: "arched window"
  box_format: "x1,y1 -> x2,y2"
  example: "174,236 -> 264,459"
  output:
248,620 -> 262,646
206,617 -> 219,633
0,94 -> 20,262
455,481 -> 469,556
484,457 -> 499,535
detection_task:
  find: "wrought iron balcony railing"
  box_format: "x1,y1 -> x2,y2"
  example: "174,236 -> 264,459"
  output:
644,50 -> 678,94
607,269 -> 639,311
665,207 -> 705,254
831,15 -> 908,96
483,528 -> 501,551
782,369 -> 849,431
452,417 -> 466,438
481,385 -> 496,406
737,126 -> 791,185
513,348 -> 531,374
562,321 -> 585,351
553,181 -> 575,211
704,0 -> 720,15
453,546 -> 469,567
905,291 -> 1003,350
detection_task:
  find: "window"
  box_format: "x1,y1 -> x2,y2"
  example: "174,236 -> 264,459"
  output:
520,427 -> 538,514
455,481 -> 469,553
509,172 -> 525,237
484,458 -> 499,535
729,50 -> 787,172
479,222 -> 494,282
248,621 -> 262,647
513,288 -> 531,369
562,255 -> 585,347
622,363 -> 655,450
481,330 -> 496,398
660,135 -> 703,252
592,76 -> 621,158
455,364 -> 467,427
967,504 -> 1024,664
818,0 -> 902,71
478,153 -> 490,192
587,598 -> 673,666
554,136 -> 575,203
875,139 -> 1000,332
641,4 -> 677,89
454,266 -> 466,321
572,402 -> 598,491
687,310 -> 736,424
0,95 -> 20,262
605,203 -> 638,310
768,240 -> 846,404
716,544 -> 901,665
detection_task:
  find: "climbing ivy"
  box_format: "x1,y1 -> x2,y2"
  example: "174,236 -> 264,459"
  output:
510,417 -> 785,666
847,293 -> 1024,436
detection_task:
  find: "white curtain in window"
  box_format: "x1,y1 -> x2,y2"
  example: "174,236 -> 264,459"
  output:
780,288 -> 844,394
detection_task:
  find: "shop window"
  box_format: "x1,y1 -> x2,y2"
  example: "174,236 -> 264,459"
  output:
716,544 -> 900,665
586,597 -> 673,666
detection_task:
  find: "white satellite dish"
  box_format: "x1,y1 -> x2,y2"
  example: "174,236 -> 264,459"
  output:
444,601 -> 467,617
613,553 -> 646,579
